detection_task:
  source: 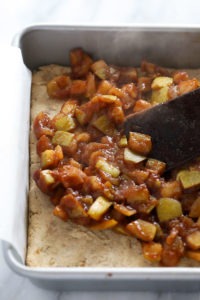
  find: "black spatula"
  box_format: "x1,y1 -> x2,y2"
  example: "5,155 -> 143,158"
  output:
124,88 -> 200,170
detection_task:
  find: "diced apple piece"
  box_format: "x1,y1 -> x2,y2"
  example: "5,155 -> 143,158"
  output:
160,181 -> 182,199
92,115 -> 115,136
55,115 -> 76,132
151,77 -> 173,90
70,48 -> 93,78
145,202 -> 157,214
186,231 -> 200,250
96,158 -> 120,178
114,203 -> 136,216
40,145 -> 63,169
88,196 -> 112,221
151,86 -> 169,104
108,86 -> 124,99
47,75 -> 71,99
70,80 -> 86,95
126,185 -> 150,205
91,60 -> 109,79
41,149 -> 55,169
54,145 -> 64,160
178,79 -> 199,95
124,148 -> 146,163
75,132 -> 91,143
155,222 -> 164,239
36,135 -> 53,156
137,77 -> 152,93
53,206 -> 68,221
90,219 -> 118,230
92,94 -> 119,104
69,202 -> 88,218
173,71 -> 189,84
146,173 -> 162,191
40,170 -> 55,185
157,197 -> 182,222
75,108 -> 87,125
177,170 -> 200,190
142,242 -> 163,262
60,194 -> 88,218
108,105 -> 125,124
129,169 -> 150,185
86,72 -> 96,98
61,100 -> 77,115
85,175 -> 103,192
126,219 -> 157,242
118,135 -> 128,147
103,181 -> 115,200
82,196 -> 93,206
128,132 -> 152,156
146,159 -> 166,175
133,99 -> 152,113
33,112 -> 54,139
97,80 -> 112,94
186,251 -> 200,262
40,145 -> 63,170
52,131 -> 74,147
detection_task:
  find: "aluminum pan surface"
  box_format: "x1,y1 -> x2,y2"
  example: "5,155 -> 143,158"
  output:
5,25 -> 200,290
18,25 -> 200,70
4,246 -> 200,292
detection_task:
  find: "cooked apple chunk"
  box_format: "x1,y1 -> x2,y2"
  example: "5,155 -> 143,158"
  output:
128,132 -> 152,156
126,219 -> 157,242
177,170 -> 200,190
91,60 -> 109,80
88,196 -> 112,221
53,206 -> 68,222
114,204 -> 136,217
118,135 -> 128,147
40,145 -> 63,169
151,76 -> 173,104
126,185 -> 150,205
186,231 -> 200,250
54,115 -> 76,132
160,181 -> 182,199
124,148 -> 146,163
41,149 -> 55,169
40,170 -> 55,185
90,219 -> 118,230
96,158 -> 120,178
186,250 -> 200,262
75,108 -> 87,125
142,242 -> 162,262
157,197 -> 182,222
151,86 -> 169,104
61,100 -> 77,115
52,131 -> 74,147
151,76 -> 173,90
92,115 -> 115,136
146,159 -> 166,175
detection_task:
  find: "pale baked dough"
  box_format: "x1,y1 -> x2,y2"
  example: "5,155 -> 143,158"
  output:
26,65 -> 200,267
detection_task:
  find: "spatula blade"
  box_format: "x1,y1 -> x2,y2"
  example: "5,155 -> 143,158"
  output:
124,88 -> 200,170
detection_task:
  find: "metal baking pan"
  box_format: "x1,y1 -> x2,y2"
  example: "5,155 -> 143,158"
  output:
2,25 -> 200,292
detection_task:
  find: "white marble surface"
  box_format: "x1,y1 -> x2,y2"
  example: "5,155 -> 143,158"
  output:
1,0 -> 200,299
